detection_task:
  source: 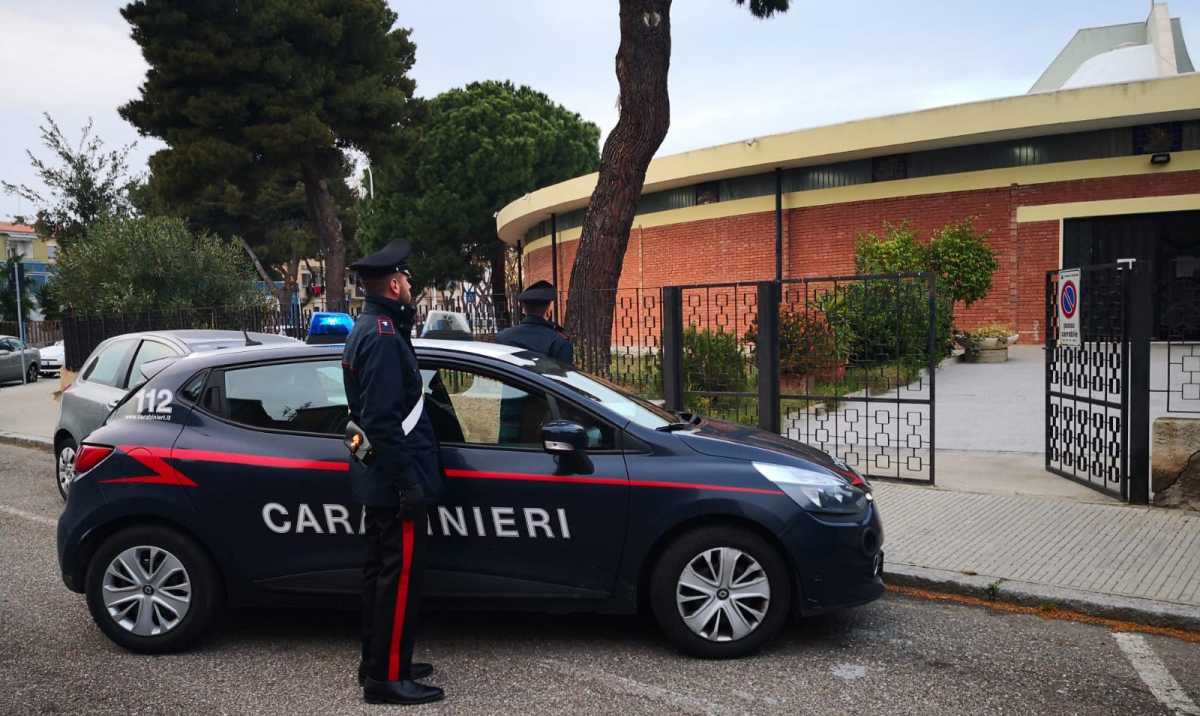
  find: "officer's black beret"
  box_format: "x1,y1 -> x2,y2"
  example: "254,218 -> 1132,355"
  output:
518,280 -> 557,303
350,240 -> 411,277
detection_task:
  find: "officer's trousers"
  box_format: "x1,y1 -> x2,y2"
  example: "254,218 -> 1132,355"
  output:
361,504 -> 428,682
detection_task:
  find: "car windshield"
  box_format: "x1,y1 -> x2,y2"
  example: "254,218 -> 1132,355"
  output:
501,351 -> 676,430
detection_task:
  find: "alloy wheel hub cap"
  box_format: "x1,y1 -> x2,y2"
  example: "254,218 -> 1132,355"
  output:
676,547 -> 771,642
102,545 -> 192,636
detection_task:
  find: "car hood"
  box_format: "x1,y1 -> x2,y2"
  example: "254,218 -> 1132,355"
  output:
677,418 -> 841,470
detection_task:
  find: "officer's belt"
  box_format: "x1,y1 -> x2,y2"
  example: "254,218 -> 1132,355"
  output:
344,395 -> 424,464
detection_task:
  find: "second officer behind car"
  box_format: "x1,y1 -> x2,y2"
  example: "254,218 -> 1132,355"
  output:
342,240 -> 445,706
496,280 -> 573,364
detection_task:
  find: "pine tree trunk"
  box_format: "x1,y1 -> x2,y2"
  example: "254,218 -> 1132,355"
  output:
565,0 -> 671,373
301,160 -> 346,307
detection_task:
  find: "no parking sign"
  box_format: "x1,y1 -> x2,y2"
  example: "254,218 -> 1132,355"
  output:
1057,268 -> 1081,347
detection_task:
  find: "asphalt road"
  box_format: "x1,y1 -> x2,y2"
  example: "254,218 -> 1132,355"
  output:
3,442 -> 1199,715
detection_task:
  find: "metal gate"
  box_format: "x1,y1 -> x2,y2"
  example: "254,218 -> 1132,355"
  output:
1045,262 -> 1151,502
661,274 -> 938,484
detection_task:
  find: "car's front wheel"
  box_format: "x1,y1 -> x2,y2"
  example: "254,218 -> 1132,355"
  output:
85,526 -> 222,654
55,437 -> 76,501
25,363 -> 38,383
650,525 -> 792,659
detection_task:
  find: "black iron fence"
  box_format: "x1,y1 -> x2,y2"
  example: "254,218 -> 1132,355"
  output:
558,288 -> 664,398
661,274 -> 938,484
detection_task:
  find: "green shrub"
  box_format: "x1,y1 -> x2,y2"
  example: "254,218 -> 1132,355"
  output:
682,327 -> 752,393
746,310 -> 843,377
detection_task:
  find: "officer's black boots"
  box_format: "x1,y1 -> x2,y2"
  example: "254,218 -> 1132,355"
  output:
363,677 -> 445,705
358,662 -> 433,687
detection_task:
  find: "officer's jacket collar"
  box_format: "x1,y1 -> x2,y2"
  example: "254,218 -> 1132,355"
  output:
363,295 -> 415,330
520,315 -> 557,330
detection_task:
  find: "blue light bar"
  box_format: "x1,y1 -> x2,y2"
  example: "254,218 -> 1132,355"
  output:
306,312 -> 354,344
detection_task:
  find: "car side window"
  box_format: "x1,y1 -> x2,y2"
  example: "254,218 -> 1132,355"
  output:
0,339 -> 13,351
554,401 -> 617,450
421,367 -> 551,448
128,340 -> 179,384
221,360 -> 349,435
81,340 -> 137,387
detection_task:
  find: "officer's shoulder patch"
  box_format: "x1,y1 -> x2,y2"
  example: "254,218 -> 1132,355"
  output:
376,317 -> 396,335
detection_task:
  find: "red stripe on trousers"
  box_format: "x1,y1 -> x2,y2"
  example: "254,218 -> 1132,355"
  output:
387,519 -> 415,682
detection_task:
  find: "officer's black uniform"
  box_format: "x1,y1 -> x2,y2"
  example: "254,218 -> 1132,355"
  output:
497,280 -> 574,364
342,240 -> 444,706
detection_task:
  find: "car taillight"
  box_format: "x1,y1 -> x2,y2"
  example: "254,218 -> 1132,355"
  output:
74,444 -> 114,475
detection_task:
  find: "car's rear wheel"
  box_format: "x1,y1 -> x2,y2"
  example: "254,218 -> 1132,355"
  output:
25,363 -> 38,383
55,437 -> 76,501
85,526 -> 222,654
650,526 -> 792,659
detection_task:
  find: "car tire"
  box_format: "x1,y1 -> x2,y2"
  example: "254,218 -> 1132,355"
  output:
85,526 -> 223,654
55,437 -> 76,501
650,525 -> 792,659
26,363 -> 38,383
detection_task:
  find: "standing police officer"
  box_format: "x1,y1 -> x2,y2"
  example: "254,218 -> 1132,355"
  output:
342,240 -> 445,706
497,280 -> 573,364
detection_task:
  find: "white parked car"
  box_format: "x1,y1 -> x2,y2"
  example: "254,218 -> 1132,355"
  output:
39,340 -> 64,377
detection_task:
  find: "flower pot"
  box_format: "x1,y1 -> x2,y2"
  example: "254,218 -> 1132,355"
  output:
966,346 -> 1008,363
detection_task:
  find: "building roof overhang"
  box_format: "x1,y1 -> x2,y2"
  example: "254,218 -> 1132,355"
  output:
496,73 -> 1200,245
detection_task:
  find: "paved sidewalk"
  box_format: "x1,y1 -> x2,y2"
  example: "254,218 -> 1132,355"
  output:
876,480 -> 1200,628
0,380 -> 57,448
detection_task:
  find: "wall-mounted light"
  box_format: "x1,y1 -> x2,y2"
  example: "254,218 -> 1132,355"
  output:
1150,152 -> 1171,165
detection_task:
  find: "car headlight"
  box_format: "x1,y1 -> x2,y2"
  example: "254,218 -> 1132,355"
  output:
753,461 -> 871,515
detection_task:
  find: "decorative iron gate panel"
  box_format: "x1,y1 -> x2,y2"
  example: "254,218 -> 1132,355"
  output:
1045,262 -> 1153,501
778,273 -> 937,484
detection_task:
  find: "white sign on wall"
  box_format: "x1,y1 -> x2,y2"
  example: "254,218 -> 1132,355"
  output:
1057,268 -> 1081,347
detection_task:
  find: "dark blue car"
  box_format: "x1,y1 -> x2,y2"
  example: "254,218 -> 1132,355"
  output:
57,340 -> 883,659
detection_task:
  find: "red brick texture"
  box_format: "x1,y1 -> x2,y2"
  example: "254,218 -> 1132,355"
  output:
522,169 -> 1200,343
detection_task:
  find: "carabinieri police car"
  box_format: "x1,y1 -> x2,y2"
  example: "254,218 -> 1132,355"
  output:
56,337 -> 884,659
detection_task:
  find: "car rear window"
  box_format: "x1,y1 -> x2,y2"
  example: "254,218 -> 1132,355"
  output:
82,339 -> 137,387
221,360 -> 348,435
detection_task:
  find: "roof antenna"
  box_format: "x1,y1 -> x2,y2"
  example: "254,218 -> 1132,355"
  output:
243,329 -> 262,347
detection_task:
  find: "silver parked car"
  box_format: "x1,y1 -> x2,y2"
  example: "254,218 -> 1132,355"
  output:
54,329 -> 298,499
0,335 -> 40,385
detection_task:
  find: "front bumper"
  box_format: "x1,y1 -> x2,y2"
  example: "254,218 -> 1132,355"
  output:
779,502 -> 885,615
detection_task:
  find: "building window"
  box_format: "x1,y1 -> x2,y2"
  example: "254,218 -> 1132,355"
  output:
694,182 -> 720,205
1133,123 -> 1182,155
871,155 -> 908,182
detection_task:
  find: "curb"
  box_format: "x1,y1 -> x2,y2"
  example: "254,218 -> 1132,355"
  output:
885,563 -> 1200,632
0,431 -> 53,454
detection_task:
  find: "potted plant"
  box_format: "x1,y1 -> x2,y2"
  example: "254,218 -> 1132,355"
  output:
963,324 -> 1018,363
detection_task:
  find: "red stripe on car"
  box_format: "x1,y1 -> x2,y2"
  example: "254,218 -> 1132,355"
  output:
443,468 -> 783,496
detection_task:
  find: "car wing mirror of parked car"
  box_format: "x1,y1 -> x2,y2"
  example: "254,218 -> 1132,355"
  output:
542,420 -> 587,455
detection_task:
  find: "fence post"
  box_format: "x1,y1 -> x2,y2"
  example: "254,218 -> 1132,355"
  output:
1127,260 -> 1152,505
661,286 -> 684,412
756,281 -> 781,434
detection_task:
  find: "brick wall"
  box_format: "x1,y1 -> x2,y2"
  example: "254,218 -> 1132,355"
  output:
523,169 -> 1200,343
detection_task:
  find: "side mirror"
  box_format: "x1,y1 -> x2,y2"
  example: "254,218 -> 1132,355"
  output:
542,420 -> 587,455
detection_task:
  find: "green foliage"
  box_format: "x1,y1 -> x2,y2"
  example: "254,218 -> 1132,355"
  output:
34,278 -> 63,321
968,323 -> 1016,341
119,0 -> 417,300
928,218 -> 999,306
746,310 -> 841,377
0,256 -> 35,322
53,217 -> 266,315
1,114 -> 135,246
359,80 -> 600,290
823,219 -> 998,365
682,327 -> 752,393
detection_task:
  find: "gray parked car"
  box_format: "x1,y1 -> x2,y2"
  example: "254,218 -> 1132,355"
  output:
0,335 -> 40,385
54,329 -> 298,499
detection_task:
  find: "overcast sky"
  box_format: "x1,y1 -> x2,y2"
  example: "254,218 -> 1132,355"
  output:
2,0 -> 1197,221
